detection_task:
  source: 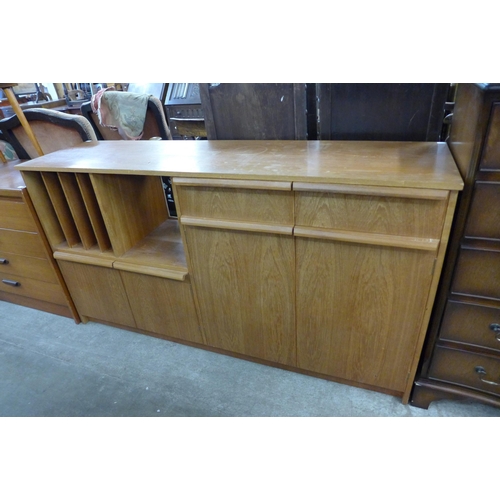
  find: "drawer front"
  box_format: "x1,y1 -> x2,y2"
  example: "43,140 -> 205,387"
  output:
452,248 -> 500,300
294,187 -> 448,239
0,251 -> 57,283
174,179 -> 293,225
464,182 -> 500,240
0,198 -> 37,232
428,346 -> 500,397
440,300 -> 500,352
480,102 -> 500,171
0,228 -> 46,259
0,271 -> 67,305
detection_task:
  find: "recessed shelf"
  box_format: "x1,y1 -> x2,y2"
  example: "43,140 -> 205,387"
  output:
113,219 -> 188,281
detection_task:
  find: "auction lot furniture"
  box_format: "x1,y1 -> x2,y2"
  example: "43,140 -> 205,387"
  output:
0,161 -> 78,319
17,140 -> 463,403
411,83 -> 500,409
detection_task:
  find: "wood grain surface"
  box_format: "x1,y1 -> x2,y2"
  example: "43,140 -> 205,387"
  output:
0,251 -> 58,282
0,271 -> 67,305
175,184 -> 294,225
58,172 -> 97,250
184,225 -> 296,366
0,197 -> 37,232
41,172 -> 80,247
20,171 -> 65,248
120,271 -> 203,343
58,260 -> 136,328
89,174 -> 168,256
295,191 -> 447,239
17,140 -> 464,190
0,228 -> 46,259
75,173 -> 112,252
295,237 -> 436,393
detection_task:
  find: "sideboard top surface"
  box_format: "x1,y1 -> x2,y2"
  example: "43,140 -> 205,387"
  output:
16,140 -> 464,190
0,160 -> 26,197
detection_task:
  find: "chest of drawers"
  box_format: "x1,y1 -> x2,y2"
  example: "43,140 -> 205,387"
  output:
411,83 -> 500,409
0,162 -> 78,319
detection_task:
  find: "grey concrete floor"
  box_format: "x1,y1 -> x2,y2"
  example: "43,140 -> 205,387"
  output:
1,300 -> 499,417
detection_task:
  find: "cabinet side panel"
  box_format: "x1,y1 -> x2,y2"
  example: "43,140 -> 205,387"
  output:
448,84 -> 484,180
480,102 -> 500,171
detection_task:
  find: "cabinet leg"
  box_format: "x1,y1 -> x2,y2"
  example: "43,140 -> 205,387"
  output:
410,382 -> 448,409
410,378 -> 500,410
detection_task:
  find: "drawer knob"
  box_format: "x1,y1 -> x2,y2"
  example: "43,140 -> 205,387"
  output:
490,323 -> 500,341
475,366 -> 500,386
1,279 -> 20,287
0,258 -> 8,265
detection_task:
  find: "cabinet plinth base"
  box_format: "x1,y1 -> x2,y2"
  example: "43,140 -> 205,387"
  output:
85,316 -> 404,399
410,378 -> 500,410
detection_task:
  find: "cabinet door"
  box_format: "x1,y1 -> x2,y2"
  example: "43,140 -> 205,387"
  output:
120,271 -> 204,344
296,237 -> 436,393
58,260 -> 136,328
183,226 -> 296,366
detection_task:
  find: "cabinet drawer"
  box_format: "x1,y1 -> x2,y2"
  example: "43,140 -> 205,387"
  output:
464,182 -> 500,240
294,184 -> 448,239
480,102 -> 500,171
440,300 -> 500,352
0,251 -> 57,283
0,271 -> 67,305
452,248 -> 500,300
0,228 -> 46,259
428,346 -> 500,396
173,178 -> 293,225
0,198 -> 37,232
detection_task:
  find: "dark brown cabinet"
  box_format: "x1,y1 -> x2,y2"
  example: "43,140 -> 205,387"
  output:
411,83 -> 500,409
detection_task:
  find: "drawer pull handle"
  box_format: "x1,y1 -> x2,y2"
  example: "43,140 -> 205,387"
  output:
2,279 -> 20,287
475,366 -> 500,386
0,258 -> 8,265
490,323 -> 500,341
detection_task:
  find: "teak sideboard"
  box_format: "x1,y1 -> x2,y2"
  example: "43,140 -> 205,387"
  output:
15,140 -> 464,403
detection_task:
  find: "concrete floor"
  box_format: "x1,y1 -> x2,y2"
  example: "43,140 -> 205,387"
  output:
1,300 -> 499,417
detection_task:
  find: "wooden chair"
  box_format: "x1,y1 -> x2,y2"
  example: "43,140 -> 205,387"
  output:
80,95 -> 172,141
0,108 -> 98,159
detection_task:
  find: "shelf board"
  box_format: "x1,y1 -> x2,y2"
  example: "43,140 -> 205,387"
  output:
53,242 -> 116,268
113,219 -> 188,281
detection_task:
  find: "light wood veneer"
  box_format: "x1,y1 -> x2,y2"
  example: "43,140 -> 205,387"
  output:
17,140 -> 464,403
0,163 -> 79,319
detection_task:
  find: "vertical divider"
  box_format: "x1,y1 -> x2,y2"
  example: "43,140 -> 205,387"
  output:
75,173 -> 112,252
20,171 -> 66,249
90,174 -> 168,256
41,172 -> 81,248
58,173 -> 97,250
